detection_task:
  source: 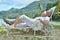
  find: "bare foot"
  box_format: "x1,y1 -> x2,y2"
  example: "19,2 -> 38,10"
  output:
3,18 -> 12,25
10,24 -> 15,28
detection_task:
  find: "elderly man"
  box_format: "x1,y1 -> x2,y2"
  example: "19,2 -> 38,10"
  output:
3,6 -> 56,29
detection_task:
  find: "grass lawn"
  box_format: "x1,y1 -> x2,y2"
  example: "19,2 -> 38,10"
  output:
0,21 -> 60,40
53,21 -> 60,29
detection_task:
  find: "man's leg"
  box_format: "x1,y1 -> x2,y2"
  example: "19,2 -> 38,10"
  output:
11,15 -> 34,27
3,18 -> 13,25
16,23 -> 29,28
3,16 -> 22,25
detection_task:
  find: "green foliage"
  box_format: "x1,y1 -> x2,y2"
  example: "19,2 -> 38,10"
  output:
54,3 -> 60,13
57,0 -> 60,3
52,13 -> 60,21
53,21 -> 60,29
46,1 -> 60,21
46,2 -> 55,10
0,26 -> 7,34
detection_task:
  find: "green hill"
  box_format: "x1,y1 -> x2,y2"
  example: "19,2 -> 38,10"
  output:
0,0 -> 56,19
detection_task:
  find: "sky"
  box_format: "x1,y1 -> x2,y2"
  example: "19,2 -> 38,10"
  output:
0,0 -> 39,11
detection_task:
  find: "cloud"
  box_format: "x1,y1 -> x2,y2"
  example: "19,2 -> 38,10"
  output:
13,0 -> 38,2
0,0 -> 7,2
0,4 -> 12,11
0,0 -> 3,2
0,0 -> 36,11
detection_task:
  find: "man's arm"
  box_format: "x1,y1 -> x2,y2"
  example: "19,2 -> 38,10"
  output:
40,19 -> 49,25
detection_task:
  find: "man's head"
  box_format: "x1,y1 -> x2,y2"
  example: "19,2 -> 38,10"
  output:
41,6 -> 56,17
41,10 -> 51,17
46,6 -> 56,17
46,10 -> 51,17
41,11 -> 46,17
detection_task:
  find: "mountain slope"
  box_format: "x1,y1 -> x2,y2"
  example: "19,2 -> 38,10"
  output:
0,0 -> 56,18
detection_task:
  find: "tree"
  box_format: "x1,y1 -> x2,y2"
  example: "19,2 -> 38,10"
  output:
46,2 -> 55,10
